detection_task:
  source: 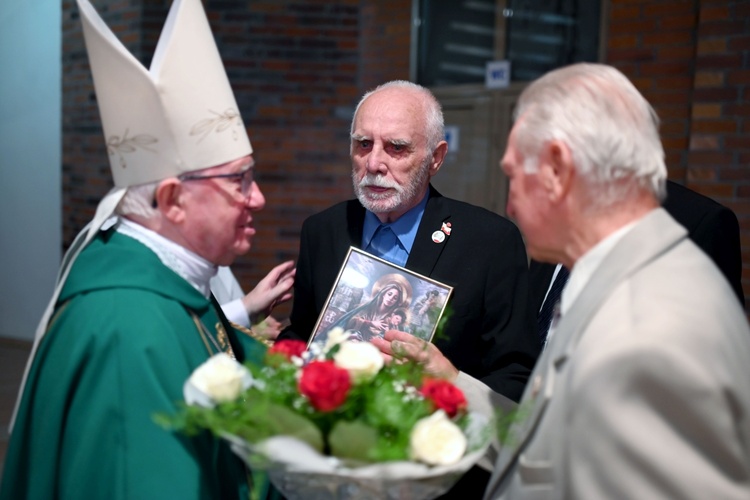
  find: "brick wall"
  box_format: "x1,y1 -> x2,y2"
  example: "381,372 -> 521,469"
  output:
693,1 -> 750,314
359,0 -> 412,91
211,0 -> 411,319
62,0 -> 748,320
607,0 -> 749,316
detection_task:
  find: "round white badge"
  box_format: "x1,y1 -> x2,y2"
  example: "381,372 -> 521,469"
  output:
431,230 -> 445,243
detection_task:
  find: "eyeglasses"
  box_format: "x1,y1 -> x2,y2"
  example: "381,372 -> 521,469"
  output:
179,167 -> 255,196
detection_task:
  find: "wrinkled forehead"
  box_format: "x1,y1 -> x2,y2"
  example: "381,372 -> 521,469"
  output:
353,89 -> 427,143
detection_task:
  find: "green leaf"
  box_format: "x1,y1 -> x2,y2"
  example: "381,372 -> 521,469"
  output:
432,304 -> 453,343
371,432 -> 410,462
328,420 -> 378,462
495,402 -> 531,447
365,378 -> 430,429
264,403 -> 325,453
224,397 -> 324,454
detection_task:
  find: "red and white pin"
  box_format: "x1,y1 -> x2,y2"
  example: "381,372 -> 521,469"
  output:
432,221 -> 452,243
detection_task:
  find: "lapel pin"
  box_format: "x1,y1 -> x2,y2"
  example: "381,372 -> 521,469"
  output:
431,230 -> 445,243
441,222 -> 452,235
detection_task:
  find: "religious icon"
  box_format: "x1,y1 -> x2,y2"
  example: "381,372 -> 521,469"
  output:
308,247 -> 453,347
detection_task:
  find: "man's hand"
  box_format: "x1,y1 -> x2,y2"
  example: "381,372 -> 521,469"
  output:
370,330 -> 459,381
241,260 -> 296,321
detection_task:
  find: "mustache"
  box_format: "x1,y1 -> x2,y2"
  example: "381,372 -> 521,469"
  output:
357,174 -> 400,190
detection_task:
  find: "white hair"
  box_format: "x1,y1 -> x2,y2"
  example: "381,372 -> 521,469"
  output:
513,63 -> 667,210
350,80 -> 445,154
115,180 -> 160,218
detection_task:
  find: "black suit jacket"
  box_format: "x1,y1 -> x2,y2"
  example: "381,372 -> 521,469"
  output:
530,180 -> 745,318
662,181 -> 744,306
281,186 -> 540,402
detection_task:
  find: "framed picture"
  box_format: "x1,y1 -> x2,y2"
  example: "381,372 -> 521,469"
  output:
308,247 -> 453,348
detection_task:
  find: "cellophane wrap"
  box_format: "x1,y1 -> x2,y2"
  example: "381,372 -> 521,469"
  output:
224,412 -> 491,500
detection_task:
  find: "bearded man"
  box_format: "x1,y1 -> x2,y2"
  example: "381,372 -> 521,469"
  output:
279,81 -> 537,498
280,81 -> 539,403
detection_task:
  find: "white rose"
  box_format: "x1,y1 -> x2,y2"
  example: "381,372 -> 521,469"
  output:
332,341 -> 384,382
409,410 -> 467,466
323,327 -> 350,353
184,353 -> 253,407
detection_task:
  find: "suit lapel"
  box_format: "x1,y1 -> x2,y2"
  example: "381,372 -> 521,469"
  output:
407,186 -> 451,277
484,209 -> 688,497
345,200 -> 365,249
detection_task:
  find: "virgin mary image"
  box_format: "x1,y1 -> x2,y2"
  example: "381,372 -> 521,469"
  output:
332,274 -> 412,342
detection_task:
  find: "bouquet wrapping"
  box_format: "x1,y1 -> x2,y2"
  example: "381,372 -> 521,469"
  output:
163,329 -> 493,500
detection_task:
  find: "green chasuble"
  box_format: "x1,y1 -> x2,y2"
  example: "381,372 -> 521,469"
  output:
0,229 -> 267,500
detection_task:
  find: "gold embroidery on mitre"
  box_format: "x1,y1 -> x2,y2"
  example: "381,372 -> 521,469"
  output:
190,108 -> 241,143
106,128 -> 158,169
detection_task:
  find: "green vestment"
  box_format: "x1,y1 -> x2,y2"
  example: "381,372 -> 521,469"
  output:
0,229 -> 266,499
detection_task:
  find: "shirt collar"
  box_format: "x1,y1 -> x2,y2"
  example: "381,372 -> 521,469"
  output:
561,220 -> 638,316
362,188 -> 429,253
116,218 -> 217,298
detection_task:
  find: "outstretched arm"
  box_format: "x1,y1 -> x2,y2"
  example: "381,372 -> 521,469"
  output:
241,260 -> 296,323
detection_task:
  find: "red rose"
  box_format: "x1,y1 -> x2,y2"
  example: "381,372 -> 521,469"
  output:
268,340 -> 307,361
298,361 -> 351,412
419,378 -> 467,418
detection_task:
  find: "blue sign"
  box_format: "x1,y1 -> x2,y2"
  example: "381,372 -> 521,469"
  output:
486,60 -> 511,89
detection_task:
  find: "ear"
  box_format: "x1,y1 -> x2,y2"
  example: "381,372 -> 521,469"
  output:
540,139 -> 575,203
154,179 -> 186,224
427,141 -> 448,177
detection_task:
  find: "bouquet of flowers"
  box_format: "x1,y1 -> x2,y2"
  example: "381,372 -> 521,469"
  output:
161,328 -> 492,500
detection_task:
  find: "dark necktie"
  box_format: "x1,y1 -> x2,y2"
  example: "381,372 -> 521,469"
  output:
537,266 -> 569,344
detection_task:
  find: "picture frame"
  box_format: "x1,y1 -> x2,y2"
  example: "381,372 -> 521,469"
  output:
308,247 -> 453,348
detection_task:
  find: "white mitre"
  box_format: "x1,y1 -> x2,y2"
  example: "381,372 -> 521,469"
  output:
11,0 -> 252,431
78,0 -> 252,186
67,0 -> 253,301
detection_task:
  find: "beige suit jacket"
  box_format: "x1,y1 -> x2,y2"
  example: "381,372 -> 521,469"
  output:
485,209 -> 750,499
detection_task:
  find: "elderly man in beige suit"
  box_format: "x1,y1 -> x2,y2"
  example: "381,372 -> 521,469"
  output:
478,63 -> 750,498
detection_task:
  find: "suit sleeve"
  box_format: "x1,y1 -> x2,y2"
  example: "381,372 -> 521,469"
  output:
568,327 -> 749,499
278,217 -> 318,341
476,223 -> 540,400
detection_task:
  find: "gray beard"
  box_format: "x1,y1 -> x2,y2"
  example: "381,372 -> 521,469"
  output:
352,161 -> 430,216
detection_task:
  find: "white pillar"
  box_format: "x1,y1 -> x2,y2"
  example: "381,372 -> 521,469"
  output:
0,0 -> 62,341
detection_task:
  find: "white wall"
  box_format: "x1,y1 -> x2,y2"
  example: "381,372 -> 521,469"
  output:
0,0 -> 61,341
